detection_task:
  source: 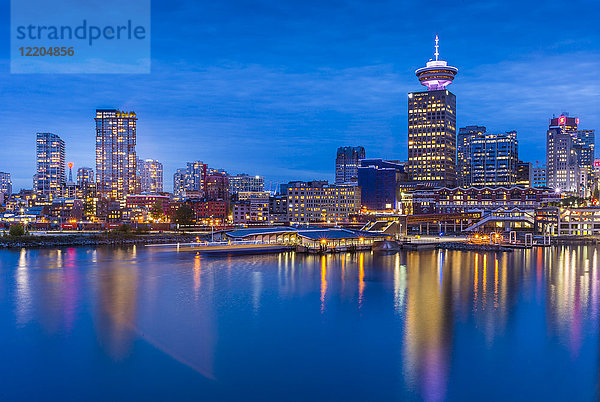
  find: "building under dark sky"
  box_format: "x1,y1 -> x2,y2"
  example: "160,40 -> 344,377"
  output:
408,37 -> 458,187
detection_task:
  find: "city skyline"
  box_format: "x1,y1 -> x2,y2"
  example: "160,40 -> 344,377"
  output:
1,0 -> 599,190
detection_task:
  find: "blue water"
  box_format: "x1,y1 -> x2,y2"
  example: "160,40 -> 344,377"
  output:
0,246 -> 598,401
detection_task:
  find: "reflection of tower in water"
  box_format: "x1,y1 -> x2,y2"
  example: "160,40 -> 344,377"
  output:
403,250 -> 454,402
96,249 -> 138,359
546,246 -> 599,357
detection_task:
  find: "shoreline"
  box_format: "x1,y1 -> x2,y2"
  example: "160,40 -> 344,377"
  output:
0,233 -> 206,249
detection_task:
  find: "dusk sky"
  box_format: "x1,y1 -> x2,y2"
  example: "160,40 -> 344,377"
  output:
1,0 -> 599,191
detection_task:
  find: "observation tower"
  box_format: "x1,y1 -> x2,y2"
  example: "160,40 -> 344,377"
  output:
415,35 -> 458,90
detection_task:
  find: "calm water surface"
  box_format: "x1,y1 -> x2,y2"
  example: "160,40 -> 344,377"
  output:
0,246 -> 599,401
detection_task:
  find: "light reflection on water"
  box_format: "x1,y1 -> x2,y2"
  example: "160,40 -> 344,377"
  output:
1,246 -> 599,401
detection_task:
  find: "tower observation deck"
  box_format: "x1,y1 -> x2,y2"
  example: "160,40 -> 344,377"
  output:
415,35 -> 458,90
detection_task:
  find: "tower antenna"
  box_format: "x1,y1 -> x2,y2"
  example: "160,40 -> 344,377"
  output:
434,34 -> 439,61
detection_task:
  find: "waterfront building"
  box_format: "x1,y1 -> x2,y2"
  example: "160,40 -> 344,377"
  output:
410,186 -> 559,215
557,207 -> 600,236
458,130 -> 519,187
137,158 -> 164,194
456,126 -> 486,187
358,159 -> 406,211
34,132 -> 65,199
0,172 -> 12,198
533,163 -> 547,188
335,146 -> 365,185
187,199 -> 228,225
95,109 -> 137,200
96,198 -> 123,223
286,181 -> 361,223
229,174 -> 265,195
408,35 -> 458,186
269,194 -> 288,223
47,198 -> 84,222
232,192 -> 270,224
126,194 -> 170,222
516,161 -> 533,187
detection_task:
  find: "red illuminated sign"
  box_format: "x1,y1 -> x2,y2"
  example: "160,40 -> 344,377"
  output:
559,116 -> 565,124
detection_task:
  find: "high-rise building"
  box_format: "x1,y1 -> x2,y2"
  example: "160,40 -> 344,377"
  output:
34,132 -> 65,198
462,131 -> 519,187
456,126 -> 486,187
408,36 -> 458,186
185,161 -> 207,195
95,109 -> 137,200
358,159 -> 406,211
335,146 -> 365,185
0,172 -> 12,197
547,127 -> 579,193
550,114 -> 578,134
137,158 -> 163,194
172,161 -> 208,197
573,129 -> 595,168
173,168 -> 186,196
77,167 -> 94,187
533,163 -> 547,188
546,115 -> 595,195
229,174 -> 265,195
516,161 -> 533,187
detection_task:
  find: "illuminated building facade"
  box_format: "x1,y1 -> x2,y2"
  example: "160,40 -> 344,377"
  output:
187,199 -> 228,224
232,192 -> 270,224
533,163 -> 547,187
229,174 -> 265,195
0,172 -> 12,197
558,207 -> 600,236
550,114 -> 578,134
410,186 -> 559,215
547,126 -> 579,194
456,126 -> 486,187
34,132 -> 65,199
77,167 -> 94,187
137,158 -> 163,194
173,161 -> 207,197
48,198 -> 84,222
547,114 -> 595,195
269,194 -> 288,223
286,181 -> 361,223
173,168 -> 186,196
460,130 -> 519,187
335,146 -> 365,185
205,172 -> 229,200
408,36 -> 458,186
516,161 -> 533,187
573,129 -> 595,168
95,109 -> 137,200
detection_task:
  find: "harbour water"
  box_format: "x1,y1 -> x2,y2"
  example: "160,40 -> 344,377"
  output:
0,246 -> 598,401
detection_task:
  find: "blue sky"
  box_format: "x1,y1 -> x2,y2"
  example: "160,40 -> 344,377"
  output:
1,0 -> 599,191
